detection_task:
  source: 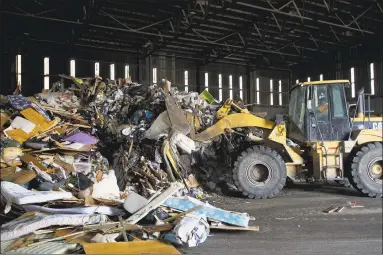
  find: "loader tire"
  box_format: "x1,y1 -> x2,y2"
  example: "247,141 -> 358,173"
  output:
351,142 -> 383,198
233,146 -> 286,199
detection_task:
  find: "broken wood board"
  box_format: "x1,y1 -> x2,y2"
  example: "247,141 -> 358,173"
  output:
125,182 -> 183,224
210,225 -> 260,231
55,228 -> 95,244
163,205 -> 201,223
185,174 -> 199,188
82,240 -> 180,254
53,155 -> 75,173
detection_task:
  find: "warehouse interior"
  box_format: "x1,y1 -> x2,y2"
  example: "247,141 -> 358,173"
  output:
1,0 -> 383,115
0,0 -> 383,254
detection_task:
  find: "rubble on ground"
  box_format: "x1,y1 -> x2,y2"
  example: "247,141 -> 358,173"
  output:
0,75 -> 258,254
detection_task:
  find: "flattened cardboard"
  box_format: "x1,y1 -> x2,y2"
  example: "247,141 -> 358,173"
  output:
0,167 -> 37,185
20,154 -> 48,172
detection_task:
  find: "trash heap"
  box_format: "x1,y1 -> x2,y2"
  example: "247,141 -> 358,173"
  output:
0,75 -> 257,254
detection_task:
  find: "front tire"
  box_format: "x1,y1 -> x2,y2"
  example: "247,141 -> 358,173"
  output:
351,142 -> 382,198
233,146 -> 286,199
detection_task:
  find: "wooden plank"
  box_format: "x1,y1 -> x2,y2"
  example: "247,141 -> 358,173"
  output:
125,182 -> 183,224
82,241 -> 180,254
163,205 -> 201,223
210,225 -> 260,231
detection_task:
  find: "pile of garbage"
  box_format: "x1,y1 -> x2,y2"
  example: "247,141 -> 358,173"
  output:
0,75 -> 256,254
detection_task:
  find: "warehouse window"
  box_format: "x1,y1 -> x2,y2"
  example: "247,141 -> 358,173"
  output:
256,78 -> 260,104
351,67 -> 355,98
296,79 -> 299,84
184,70 -> 188,92
278,80 -> 282,106
110,64 -> 115,80
153,68 -> 157,84
270,79 -> 274,105
16,55 -> 22,88
204,72 -> 208,91
70,59 -> 75,77
44,57 -> 49,90
95,62 -> 100,76
229,75 -> 233,99
218,74 -> 222,101
320,74 -> 323,81
239,76 -> 243,100
307,77 -> 311,82
125,65 -> 129,79
370,63 -> 375,95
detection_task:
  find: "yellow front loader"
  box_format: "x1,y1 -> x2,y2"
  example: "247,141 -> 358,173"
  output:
193,80 -> 383,199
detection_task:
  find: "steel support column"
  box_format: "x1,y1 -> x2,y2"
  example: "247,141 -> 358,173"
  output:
196,65 -> 201,93
248,66 -> 252,104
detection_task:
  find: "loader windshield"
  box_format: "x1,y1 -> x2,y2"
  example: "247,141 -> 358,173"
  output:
313,85 -> 329,122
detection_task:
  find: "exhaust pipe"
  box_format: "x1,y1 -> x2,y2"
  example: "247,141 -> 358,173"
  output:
357,88 -> 365,119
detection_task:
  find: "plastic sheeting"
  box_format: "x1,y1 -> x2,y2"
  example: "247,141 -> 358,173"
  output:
1,212 -> 107,241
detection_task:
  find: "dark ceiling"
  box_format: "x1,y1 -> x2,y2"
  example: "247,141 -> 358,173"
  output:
2,0 -> 383,70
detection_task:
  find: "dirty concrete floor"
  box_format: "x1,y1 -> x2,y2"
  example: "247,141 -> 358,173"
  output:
183,183 -> 382,255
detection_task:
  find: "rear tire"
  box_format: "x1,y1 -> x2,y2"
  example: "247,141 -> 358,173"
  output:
351,142 -> 382,198
233,146 -> 286,199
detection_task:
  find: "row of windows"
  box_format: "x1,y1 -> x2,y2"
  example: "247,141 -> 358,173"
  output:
14,56 -> 289,106
16,56 -> 376,103
151,68 -> 245,101
15,56 -> 131,90
350,64 -> 375,97
69,60 -> 130,81
298,63 -> 376,98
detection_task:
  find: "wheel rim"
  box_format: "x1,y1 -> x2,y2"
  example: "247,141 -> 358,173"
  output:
246,163 -> 272,186
367,158 -> 383,184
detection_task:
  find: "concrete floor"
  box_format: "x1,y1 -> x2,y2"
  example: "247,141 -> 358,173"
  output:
184,184 -> 382,255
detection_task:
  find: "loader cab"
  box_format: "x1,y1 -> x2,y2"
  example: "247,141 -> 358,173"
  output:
288,80 -> 351,143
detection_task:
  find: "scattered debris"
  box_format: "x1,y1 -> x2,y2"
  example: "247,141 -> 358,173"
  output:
0,74 -> 255,254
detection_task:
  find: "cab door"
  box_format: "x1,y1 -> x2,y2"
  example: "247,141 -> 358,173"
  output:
308,85 -> 332,141
308,84 -> 350,141
288,85 -> 308,143
328,84 -> 350,140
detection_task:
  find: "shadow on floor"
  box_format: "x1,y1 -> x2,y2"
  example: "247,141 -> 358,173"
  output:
216,182 -> 364,198
284,183 -> 363,197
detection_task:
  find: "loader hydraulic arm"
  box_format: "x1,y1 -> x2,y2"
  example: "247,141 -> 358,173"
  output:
193,99 -> 275,142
